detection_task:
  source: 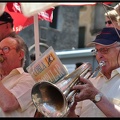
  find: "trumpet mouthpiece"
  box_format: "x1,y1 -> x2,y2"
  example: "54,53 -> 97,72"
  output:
99,61 -> 106,67
0,56 -> 4,63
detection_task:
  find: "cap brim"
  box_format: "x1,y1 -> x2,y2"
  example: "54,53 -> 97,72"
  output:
92,39 -> 117,46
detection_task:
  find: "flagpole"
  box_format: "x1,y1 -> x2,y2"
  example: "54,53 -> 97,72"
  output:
33,14 -> 40,60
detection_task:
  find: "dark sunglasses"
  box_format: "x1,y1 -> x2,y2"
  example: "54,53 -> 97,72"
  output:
105,20 -> 112,25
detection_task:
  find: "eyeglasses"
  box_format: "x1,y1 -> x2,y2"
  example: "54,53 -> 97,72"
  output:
0,46 -> 16,54
105,20 -> 112,25
91,45 -> 120,55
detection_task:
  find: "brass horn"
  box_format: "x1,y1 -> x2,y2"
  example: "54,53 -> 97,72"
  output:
31,61 -> 105,117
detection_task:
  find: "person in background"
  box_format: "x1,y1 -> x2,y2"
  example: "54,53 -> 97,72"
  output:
0,35 -> 36,117
104,9 -> 120,30
0,11 -> 30,72
67,27 -> 120,117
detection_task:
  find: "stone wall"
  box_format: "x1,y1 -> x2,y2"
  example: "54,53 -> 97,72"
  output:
19,6 -> 80,54
19,5 -> 107,54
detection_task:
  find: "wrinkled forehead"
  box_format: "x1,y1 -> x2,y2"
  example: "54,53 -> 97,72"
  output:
95,42 -> 118,48
0,37 -> 17,47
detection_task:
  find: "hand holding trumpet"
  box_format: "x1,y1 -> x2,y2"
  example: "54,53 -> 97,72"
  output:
72,77 -> 100,102
67,76 -> 103,118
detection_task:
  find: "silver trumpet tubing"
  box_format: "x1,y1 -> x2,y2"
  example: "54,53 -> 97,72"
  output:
31,61 -> 105,117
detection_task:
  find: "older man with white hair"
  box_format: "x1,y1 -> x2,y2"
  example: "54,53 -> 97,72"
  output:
67,27 -> 120,117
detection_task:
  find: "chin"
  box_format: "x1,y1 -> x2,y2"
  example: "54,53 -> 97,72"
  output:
101,65 -> 108,72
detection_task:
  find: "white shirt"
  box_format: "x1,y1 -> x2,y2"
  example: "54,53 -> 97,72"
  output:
0,68 -> 36,117
75,68 -> 120,117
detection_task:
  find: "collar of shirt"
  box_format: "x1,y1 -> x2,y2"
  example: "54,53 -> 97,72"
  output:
96,68 -> 120,81
9,68 -> 24,76
1,67 -> 25,82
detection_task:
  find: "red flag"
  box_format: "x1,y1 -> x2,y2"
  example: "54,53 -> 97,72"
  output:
5,2 -> 54,33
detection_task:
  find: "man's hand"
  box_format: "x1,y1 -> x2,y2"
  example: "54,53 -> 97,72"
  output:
72,77 -> 99,102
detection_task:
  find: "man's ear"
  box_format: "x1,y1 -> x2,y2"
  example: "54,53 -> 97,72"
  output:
19,50 -> 25,60
6,24 -> 8,28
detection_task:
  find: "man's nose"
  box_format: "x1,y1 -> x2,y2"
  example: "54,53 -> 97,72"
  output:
96,51 -> 104,57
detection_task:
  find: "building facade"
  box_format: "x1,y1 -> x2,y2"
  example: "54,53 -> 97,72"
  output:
19,3 -> 116,54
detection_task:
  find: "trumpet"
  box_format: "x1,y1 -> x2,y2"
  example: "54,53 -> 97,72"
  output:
31,61 -> 105,117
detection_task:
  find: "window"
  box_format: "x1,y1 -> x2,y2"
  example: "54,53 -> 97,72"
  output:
49,7 -> 58,29
78,26 -> 85,48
